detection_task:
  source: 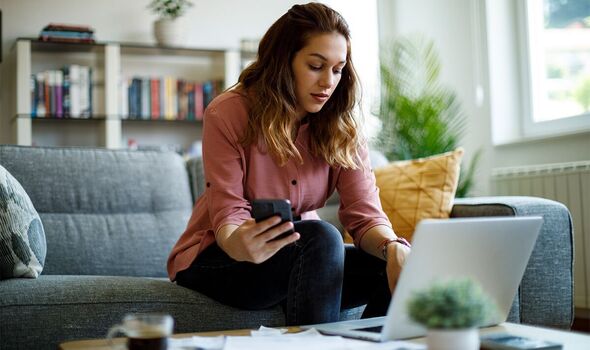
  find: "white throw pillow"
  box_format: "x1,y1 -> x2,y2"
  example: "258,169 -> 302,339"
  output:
0,164 -> 46,279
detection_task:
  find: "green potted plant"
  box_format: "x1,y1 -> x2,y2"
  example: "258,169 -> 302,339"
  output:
376,35 -> 481,197
407,278 -> 496,350
148,0 -> 194,47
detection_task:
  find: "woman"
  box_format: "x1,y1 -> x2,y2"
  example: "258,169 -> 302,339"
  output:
167,2 -> 411,326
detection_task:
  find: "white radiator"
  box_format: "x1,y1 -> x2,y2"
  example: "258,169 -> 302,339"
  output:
492,161 -> 590,309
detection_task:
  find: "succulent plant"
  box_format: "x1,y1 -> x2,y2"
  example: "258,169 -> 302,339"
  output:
407,278 -> 497,329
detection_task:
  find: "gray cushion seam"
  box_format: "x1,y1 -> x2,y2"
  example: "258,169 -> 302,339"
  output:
38,209 -> 189,215
0,300 -> 210,308
452,203 -> 517,212
566,211 -> 575,328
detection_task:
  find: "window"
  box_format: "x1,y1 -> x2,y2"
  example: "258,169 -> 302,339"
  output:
521,0 -> 590,136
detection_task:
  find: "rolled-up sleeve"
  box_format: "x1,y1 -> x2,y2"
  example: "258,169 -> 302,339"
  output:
337,143 -> 392,247
202,104 -> 251,234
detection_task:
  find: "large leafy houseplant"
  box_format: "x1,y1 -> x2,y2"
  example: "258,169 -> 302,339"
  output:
376,36 -> 481,197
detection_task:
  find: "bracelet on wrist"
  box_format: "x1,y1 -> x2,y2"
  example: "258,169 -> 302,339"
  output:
377,237 -> 411,260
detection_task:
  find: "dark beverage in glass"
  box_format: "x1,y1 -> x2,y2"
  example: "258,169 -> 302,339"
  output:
128,334 -> 168,350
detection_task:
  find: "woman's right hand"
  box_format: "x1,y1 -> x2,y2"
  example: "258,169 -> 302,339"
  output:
218,217 -> 299,264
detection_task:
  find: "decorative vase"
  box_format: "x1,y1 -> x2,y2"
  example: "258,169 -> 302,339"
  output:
153,18 -> 185,47
426,328 -> 479,350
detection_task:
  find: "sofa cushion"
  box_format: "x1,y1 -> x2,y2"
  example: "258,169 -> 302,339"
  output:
0,164 -> 46,279
451,196 -> 574,328
0,275 -> 363,350
0,146 -> 193,277
374,148 -> 463,240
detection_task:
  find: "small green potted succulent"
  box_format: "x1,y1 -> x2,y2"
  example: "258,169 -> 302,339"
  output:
407,278 -> 497,350
148,0 -> 194,47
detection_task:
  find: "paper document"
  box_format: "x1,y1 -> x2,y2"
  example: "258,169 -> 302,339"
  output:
168,326 -> 425,350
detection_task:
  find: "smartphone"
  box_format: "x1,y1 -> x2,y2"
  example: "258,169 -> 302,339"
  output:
251,199 -> 295,241
480,333 -> 562,350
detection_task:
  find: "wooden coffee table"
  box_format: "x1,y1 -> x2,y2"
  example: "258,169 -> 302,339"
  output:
59,323 -> 590,350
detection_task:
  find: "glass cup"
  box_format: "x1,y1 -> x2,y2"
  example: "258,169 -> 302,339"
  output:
106,313 -> 174,350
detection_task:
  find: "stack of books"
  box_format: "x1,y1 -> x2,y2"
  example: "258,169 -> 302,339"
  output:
39,23 -> 95,44
30,65 -> 93,118
121,76 -> 223,121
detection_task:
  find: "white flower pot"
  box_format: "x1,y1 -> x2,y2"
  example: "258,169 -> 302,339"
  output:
153,18 -> 185,47
426,328 -> 479,350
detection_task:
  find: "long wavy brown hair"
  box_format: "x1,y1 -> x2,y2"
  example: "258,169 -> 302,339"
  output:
237,2 -> 362,169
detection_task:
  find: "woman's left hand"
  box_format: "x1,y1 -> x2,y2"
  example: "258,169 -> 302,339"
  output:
385,242 -> 411,294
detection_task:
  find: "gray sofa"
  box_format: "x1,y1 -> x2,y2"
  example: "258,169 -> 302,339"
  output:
0,145 -> 574,350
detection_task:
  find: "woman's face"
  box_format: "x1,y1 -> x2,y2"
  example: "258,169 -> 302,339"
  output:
291,31 -> 347,120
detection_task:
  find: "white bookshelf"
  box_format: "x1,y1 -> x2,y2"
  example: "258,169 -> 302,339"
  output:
11,38 -> 241,151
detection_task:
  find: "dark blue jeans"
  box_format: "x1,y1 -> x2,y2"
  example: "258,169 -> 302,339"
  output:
175,220 -> 390,326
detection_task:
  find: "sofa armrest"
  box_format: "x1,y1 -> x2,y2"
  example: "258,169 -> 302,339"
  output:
186,157 -> 206,203
451,196 -> 574,329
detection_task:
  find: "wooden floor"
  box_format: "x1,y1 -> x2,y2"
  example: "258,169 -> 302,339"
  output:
572,308 -> 590,334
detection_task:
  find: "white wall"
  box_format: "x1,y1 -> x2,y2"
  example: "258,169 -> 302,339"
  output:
0,0 -> 292,50
377,0 -> 590,195
0,0 -> 380,144
0,0 -> 297,143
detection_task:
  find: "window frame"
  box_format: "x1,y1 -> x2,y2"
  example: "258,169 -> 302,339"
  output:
518,0 -> 590,139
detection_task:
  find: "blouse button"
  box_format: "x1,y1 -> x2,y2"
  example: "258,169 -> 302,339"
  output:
291,179 -> 297,185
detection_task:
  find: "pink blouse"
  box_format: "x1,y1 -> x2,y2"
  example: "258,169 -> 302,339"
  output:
167,91 -> 391,281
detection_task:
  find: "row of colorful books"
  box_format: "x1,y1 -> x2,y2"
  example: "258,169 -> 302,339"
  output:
120,77 -> 223,121
39,23 -> 96,44
30,65 -> 93,118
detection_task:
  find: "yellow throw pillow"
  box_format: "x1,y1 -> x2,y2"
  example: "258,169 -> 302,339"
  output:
374,148 -> 464,241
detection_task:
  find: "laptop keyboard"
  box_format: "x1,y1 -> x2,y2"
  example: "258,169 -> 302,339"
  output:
354,325 -> 383,333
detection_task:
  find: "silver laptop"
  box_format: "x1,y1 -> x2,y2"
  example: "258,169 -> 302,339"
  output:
303,216 -> 543,341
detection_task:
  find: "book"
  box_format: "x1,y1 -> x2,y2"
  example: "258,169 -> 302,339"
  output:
30,75 -> 37,118
55,70 -> 63,117
159,77 -> 165,119
129,78 -> 142,119
44,71 -> 50,116
69,65 -> 81,118
203,81 -> 213,108
150,78 -> 160,119
141,78 -> 150,119
62,66 -> 71,117
79,66 -> 90,117
42,23 -> 94,33
164,77 -> 174,119
481,333 -> 562,350
194,82 -> 204,120
39,23 -> 95,44
48,70 -> 56,116
187,82 -> 195,120
171,77 -> 178,120
88,68 -> 93,117
38,37 -> 95,44
178,80 -> 189,120
40,31 -> 94,39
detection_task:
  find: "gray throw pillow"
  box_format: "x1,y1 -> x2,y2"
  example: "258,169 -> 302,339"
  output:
0,164 -> 46,279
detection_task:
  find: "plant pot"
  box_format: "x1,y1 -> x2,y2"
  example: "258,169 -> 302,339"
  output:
426,328 -> 479,350
153,18 -> 185,47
